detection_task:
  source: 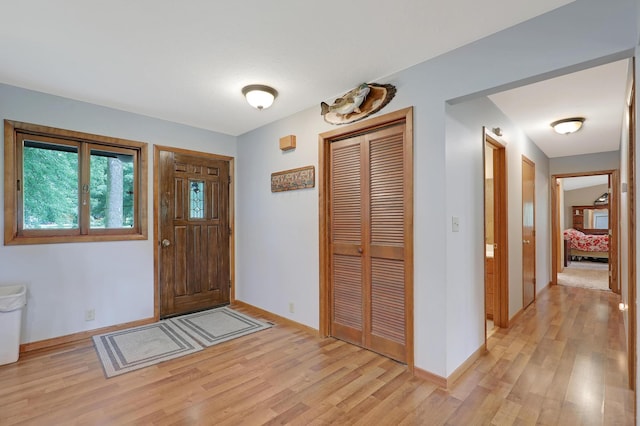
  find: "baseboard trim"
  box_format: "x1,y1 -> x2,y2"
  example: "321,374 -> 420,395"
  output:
509,307 -> 525,327
19,317 -> 156,353
447,344 -> 487,387
414,343 -> 486,389
414,367 -> 447,388
20,299 -> 320,353
540,281 -> 552,293
232,300 -> 319,336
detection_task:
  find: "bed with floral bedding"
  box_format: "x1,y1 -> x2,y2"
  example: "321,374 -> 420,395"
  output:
563,228 -> 609,259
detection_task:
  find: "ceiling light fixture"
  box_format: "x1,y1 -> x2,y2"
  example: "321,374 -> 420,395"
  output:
242,84 -> 278,110
550,117 -> 585,135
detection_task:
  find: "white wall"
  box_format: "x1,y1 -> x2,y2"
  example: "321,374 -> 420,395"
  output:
235,108 -> 333,328
550,151 -> 620,175
445,97 -> 550,372
618,67 -> 632,358
563,183 -> 610,229
236,0 -> 636,378
0,83 -> 237,343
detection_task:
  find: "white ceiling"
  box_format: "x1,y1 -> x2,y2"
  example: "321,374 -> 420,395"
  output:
0,0 -> 572,136
489,59 -> 630,158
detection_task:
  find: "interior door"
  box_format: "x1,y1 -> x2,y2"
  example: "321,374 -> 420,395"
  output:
522,156 -> 536,308
330,124 -> 409,363
159,151 -> 230,318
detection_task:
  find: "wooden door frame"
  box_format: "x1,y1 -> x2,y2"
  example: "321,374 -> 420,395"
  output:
153,145 -> 235,320
483,129 -> 509,330
522,156 -> 536,307
550,169 -> 618,292
318,107 -> 414,371
627,71 -> 636,391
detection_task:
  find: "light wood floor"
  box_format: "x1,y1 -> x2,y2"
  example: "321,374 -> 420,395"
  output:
0,285 -> 634,425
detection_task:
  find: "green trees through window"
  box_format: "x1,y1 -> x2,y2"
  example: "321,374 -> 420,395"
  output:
23,141 -> 79,229
4,120 -> 148,244
89,149 -> 135,229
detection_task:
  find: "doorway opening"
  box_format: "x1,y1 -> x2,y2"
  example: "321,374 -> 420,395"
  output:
551,171 -> 618,294
153,145 -> 235,320
483,128 -> 508,337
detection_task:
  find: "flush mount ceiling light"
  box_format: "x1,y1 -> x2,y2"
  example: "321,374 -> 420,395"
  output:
242,84 -> 278,110
550,117 -> 585,135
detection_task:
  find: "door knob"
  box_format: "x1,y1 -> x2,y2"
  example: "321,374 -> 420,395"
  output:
162,239 -> 171,247
357,247 -> 363,254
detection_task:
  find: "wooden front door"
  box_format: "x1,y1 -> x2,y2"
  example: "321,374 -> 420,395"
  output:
522,156 -> 536,308
329,123 -> 409,363
159,151 -> 230,318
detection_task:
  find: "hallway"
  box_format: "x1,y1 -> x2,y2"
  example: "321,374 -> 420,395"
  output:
0,285 -> 634,424
455,284 -> 634,424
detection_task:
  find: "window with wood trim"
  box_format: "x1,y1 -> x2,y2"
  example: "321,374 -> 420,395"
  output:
4,120 -> 148,244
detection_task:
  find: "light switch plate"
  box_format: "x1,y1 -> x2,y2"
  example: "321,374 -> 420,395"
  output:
452,216 -> 460,232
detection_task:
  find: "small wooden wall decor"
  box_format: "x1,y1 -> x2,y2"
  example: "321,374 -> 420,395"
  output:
320,82 -> 396,125
271,166 -> 315,192
279,135 -> 296,151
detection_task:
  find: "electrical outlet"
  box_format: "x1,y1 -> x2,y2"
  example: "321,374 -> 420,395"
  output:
288,302 -> 295,314
85,309 -> 95,321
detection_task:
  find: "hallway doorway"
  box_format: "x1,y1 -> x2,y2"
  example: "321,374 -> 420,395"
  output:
551,171 -> 618,294
483,128 -> 508,335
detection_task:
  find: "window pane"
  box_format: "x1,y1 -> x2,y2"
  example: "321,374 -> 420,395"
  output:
190,180 -> 204,219
23,141 -> 79,229
90,149 -> 135,228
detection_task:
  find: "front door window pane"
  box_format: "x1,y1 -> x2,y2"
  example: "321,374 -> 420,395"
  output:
190,181 -> 204,219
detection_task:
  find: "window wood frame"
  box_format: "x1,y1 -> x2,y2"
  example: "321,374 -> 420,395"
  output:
4,120 -> 148,245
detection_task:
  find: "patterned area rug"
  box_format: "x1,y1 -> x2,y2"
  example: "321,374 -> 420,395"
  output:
93,307 -> 271,378
93,322 -> 203,378
168,306 -> 272,347
558,260 -> 609,291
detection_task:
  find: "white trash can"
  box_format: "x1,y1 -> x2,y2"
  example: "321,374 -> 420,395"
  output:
0,285 -> 27,365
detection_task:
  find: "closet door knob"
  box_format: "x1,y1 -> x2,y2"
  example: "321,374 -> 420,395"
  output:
162,239 -> 171,247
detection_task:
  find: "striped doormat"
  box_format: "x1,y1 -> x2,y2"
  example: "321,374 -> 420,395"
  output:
93,307 -> 271,378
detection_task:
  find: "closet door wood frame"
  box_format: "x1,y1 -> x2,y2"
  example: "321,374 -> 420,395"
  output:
318,107 -> 414,371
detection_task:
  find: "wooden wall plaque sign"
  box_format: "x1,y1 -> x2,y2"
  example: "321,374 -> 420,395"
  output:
271,165 -> 315,192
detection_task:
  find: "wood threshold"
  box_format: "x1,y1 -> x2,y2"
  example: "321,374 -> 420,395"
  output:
19,317 -> 155,353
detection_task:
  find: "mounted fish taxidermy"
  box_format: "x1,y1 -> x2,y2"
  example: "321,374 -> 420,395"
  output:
320,82 -> 396,125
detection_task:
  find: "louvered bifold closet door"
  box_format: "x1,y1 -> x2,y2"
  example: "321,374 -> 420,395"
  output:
329,123 -> 408,363
330,136 -> 365,345
366,126 -> 407,362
